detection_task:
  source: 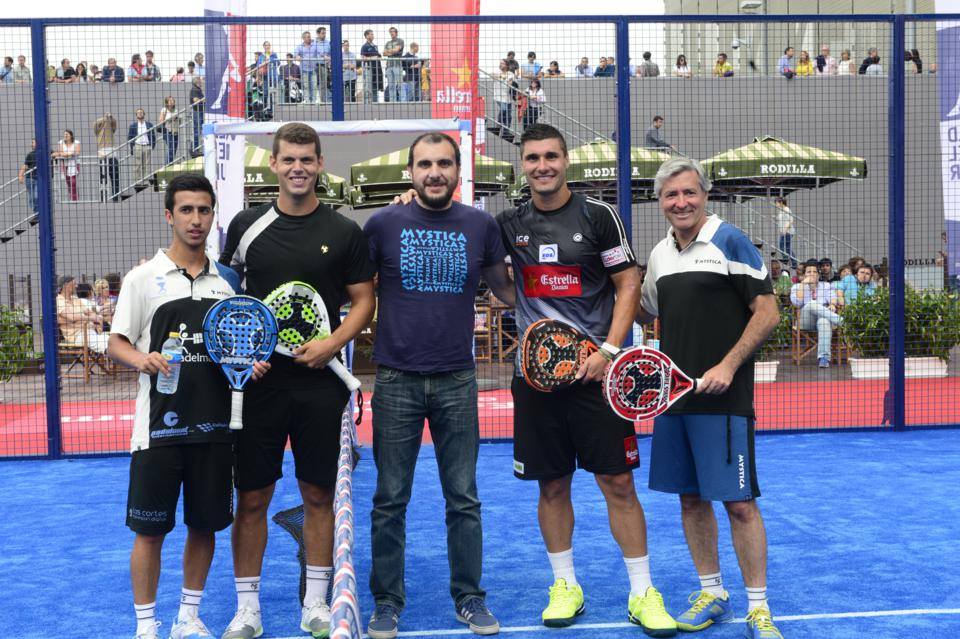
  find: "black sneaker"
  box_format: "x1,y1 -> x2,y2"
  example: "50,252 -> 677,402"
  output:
456,596 -> 500,635
368,602 -> 400,639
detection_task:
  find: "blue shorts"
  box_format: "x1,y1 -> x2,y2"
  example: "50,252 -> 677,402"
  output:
648,413 -> 760,502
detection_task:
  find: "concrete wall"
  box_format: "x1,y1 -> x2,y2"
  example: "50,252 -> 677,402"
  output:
0,74 -> 943,325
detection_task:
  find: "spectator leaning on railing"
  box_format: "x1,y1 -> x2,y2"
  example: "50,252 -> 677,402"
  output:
55,58 -> 77,84
95,112 -> 120,202
280,53 -> 301,103
316,26 -> 332,103
796,50 -> 814,77
644,116 -> 675,152
0,57 -> 13,84
674,54 -> 691,78
103,57 -> 125,83
13,55 -> 30,83
383,26 -> 405,102
520,51 -> 543,81
143,50 -> 161,82
296,30 -> 322,104
859,47 -> 879,74
713,53 -> 733,77
194,52 -> 205,77
128,53 -> 145,82
638,51 -> 659,77
777,47 -> 795,79
816,45 -> 838,75
575,56 -> 594,78
342,41 -> 357,102
361,29 -> 384,103
402,43 -> 422,102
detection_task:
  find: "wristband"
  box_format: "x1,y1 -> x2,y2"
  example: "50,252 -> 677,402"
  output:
600,342 -> 621,360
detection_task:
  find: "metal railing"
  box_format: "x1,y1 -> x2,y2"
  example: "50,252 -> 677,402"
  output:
715,198 -> 861,267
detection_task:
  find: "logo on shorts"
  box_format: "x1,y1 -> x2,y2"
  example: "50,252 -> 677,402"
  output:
573,233 -> 583,243
738,454 -> 745,490
624,435 -> 639,465
513,459 -> 525,475
163,411 -> 179,427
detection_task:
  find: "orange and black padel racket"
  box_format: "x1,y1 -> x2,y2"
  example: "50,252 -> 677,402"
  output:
520,319 -> 598,392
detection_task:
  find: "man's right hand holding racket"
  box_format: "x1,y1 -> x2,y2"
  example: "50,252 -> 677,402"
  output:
293,335 -> 345,370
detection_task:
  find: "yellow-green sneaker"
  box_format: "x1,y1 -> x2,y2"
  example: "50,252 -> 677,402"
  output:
541,578 -> 585,628
676,590 -> 733,631
743,606 -> 784,639
628,586 -> 678,637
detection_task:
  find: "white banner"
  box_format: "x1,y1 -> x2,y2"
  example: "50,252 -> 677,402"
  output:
937,2 -> 960,288
204,0 -> 246,258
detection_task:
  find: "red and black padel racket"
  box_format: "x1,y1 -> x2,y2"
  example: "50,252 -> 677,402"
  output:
603,345 -> 702,421
520,318 -> 598,392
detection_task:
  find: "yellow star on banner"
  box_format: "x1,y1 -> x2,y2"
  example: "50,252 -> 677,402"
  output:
525,273 -> 539,290
453,59 -> 473,89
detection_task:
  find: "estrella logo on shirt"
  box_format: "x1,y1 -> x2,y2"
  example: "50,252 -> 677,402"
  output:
521,265 -> 583,297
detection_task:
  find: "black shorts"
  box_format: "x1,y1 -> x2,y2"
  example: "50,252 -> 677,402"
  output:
511,376 -> 640,480
126,442 -> 234,536
235,381 -> 349,491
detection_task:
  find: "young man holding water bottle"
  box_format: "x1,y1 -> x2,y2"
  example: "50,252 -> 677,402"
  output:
108,174 -> 269,639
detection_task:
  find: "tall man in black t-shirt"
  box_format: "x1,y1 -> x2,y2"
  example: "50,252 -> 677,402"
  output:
637,157 -> 783,639
497,124 -> 677,636
109,174 -> 268,639
219,123 -> 376,639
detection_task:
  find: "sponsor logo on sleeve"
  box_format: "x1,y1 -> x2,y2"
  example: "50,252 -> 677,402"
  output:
513,459 -> 525,475
521,265 -> 583,298
601,246 -> 628,268
538,244 -> 559,263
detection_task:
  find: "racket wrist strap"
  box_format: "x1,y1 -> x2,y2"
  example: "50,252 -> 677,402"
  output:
600,342 -> 621,360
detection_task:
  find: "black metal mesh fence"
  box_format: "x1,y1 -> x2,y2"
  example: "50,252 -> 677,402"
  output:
0,15 -> 953,457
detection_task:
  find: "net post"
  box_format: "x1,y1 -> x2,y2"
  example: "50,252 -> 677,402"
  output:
330,18 -> 345,121
888,15 -> 906,431
30,19 -> 62,459
615,17 -> 633,347
459,119 -> 474,204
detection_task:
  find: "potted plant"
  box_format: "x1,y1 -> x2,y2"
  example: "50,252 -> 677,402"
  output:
841,286 -> 960,379
755,305 -> 791,383
0,306 -> 34,380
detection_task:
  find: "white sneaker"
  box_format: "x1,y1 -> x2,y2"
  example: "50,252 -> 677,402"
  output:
220,607 -> 263,639
300,598 -> 332,638
169,615 -> 213,639
135,621 -> 161,639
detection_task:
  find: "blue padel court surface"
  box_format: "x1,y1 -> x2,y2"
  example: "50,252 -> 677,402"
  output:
2,429 -> 959,638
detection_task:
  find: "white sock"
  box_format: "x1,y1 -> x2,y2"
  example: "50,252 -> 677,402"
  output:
698,572 -> 725,598
178,588 -> 203,621
623,555 -> 652,597
134,602 -> 156,635
304,565 -> 333,606
236,576 -> 261,612
546,548 -> 577,585
746,586 -> 768,611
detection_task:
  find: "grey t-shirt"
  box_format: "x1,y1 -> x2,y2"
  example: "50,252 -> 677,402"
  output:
384,37 -> 404,67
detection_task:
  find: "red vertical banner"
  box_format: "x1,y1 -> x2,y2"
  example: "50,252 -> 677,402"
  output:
430,0 -> 480,123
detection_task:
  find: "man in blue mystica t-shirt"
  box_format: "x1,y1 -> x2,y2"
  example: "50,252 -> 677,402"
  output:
363,132 -> 514,639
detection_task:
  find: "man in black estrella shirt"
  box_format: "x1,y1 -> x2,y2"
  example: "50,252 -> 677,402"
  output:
219,122 -> 376,639
109,175 -> 268,639
637,157 -> 782,639
496,124 -> 677,635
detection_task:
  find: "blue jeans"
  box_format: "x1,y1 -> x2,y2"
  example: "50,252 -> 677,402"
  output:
496,101 -> 513,133
303,69 -> 318,103
385,65 -> 404,102
191,107 -> 203,153
778,233 -> 796,268
24,174 -> 37,212
369,365 -> 485,610
163,131 -> 179,164
799,302 -> 841,358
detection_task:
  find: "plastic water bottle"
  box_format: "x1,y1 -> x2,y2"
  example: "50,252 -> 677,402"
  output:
156,332 -> 183,395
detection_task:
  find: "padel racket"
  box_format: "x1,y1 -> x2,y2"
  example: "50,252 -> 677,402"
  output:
263,280 -> 362,392
603,345 -> 702,421
203,295 -> 278,430
520,318 -> 598,392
